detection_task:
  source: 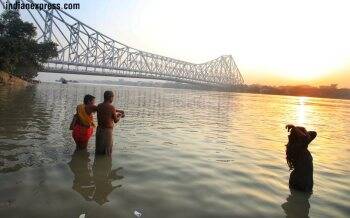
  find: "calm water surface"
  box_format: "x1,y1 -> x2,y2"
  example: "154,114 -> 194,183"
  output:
0,83 -> 349,218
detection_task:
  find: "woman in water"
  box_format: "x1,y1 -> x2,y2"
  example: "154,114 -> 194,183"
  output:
70,94 -> 97,150
285,124 -> 317,192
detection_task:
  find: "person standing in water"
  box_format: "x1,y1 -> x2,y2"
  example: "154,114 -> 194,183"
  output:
285,124 -> 317,192
70,94 -> 97,150
96,91 -> 124,156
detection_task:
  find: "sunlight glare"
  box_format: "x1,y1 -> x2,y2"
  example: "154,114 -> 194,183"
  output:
296,97 -> 306,125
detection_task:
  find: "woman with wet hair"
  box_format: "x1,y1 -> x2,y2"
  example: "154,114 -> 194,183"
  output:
70,94 -> 97,149
285,124 -> 317,192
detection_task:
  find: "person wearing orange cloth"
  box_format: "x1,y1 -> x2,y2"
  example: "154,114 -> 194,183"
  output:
70,94 -> 97,150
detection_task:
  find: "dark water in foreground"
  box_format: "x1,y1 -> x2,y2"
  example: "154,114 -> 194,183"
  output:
0,83 -> 349,218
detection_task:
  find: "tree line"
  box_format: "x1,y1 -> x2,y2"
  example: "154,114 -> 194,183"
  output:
0,10 -> 58,81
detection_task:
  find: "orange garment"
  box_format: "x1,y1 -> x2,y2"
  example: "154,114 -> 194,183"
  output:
72,123 -> 94,147
72,104 -> 95,148
76,104 -> 95,127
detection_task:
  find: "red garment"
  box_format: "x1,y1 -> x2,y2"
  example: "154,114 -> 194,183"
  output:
72,123 -> 94,145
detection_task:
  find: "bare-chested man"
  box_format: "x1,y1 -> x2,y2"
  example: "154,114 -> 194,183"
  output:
96,91 -> 125,155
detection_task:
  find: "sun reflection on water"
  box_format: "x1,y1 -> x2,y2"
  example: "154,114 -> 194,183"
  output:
296,97 -> 307,126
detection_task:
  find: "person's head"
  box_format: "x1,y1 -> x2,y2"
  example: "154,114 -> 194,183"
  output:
83,94 -> 95,105
104,91 -> 114,103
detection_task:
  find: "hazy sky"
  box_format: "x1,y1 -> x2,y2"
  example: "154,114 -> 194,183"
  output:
21,0 -> 350,87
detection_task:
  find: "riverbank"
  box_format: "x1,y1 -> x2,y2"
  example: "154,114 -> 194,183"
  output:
0,71 -> 30,87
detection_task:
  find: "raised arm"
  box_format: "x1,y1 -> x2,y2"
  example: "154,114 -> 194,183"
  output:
286,123 -> 307,137
90,105 -> 98,113
307,131 -> 317,144
295,126 -> 317,144
286,124 -> 304,134
286,124 -> 317,145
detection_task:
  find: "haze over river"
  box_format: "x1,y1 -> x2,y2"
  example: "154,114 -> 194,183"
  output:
0,83 -> 349,218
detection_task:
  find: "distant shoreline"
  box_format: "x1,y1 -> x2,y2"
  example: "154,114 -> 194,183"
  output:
239,89 -> 350,101
40,79 -> 350,101
238,84 -> 350,100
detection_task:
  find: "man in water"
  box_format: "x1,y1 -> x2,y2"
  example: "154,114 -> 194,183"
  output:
96,91 -> 124,155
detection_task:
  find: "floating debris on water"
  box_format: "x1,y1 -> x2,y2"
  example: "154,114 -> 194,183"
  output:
134,210 -> 142,217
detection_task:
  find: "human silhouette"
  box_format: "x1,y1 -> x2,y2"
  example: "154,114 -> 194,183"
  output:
68,149 -> 94,201
285,124 -> 317,192
92,155 -> 123,205
68,150 -> 123,205
282,189 -> 311,218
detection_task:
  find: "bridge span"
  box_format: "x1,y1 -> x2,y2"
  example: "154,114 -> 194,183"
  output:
1,0 -> 244,88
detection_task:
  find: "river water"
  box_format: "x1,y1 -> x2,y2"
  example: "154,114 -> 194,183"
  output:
0,83 -> 349,218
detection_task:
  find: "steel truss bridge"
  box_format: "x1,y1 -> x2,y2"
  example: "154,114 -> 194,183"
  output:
1,0 -> 244,88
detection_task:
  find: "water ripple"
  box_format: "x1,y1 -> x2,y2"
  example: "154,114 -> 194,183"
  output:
0,83 -> 349,217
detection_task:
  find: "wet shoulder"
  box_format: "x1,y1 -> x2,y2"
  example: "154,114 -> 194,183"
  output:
108,104 -> 116,111
97,103 -> 106,112
97,103 -> 114,114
